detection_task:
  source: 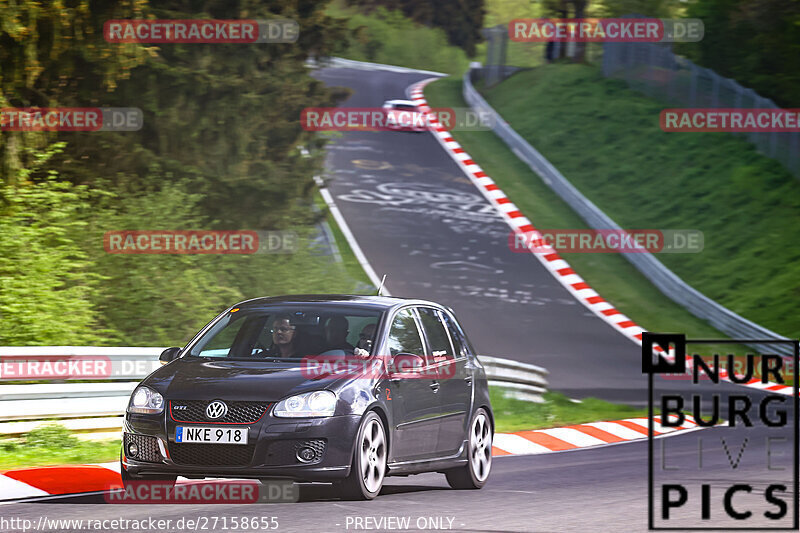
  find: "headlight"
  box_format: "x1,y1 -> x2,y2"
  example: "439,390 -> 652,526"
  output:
128,386 -> 164,414
273,390 -> 336,418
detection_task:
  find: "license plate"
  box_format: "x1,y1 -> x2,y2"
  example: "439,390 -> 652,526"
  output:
175,426 -> 248,445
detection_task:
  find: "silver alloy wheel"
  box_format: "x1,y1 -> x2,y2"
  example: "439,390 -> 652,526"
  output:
360,418 -> 386,493
470,411 -> 492,482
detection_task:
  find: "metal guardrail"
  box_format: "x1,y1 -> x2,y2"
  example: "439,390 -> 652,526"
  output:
0,383 -> 136,421
0,347 -> 161,429
0,348 -> 549,430
479,356 -> 548,403
463,67 -> 793,358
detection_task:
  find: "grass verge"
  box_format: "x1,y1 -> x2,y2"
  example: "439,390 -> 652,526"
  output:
424,75 -> 751,355
314,191 -> 375,290
476,64 -> 800,340
0,424 -> 119,471
491,388 -> 648,433
324,0 -> 470,75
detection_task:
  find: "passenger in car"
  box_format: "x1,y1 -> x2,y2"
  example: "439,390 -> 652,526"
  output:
323,316 -> 355,354
353,323 -> 376,359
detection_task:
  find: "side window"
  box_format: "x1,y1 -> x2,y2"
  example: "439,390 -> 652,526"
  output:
386,309 -> 424,356
418,307 -> 455,362
441,311 -> 468,357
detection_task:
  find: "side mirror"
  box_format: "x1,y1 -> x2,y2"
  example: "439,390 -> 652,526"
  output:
159,347 -> 182,364
391,353 -> 425,374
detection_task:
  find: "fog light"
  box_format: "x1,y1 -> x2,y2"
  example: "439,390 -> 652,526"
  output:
296,447 -> 316,463
127,442 -> 139,457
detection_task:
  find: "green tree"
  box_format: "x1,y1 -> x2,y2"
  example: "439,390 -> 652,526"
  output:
590,0 -> 684,17
0,0 -> 150,178
48,0 -> 348,229
345,0 -> 485,56
680,0 -> 800,107
326,4 -> 470,72
0,144 -> 103,345
0,1 -> 366,347
81,181 -> 240,345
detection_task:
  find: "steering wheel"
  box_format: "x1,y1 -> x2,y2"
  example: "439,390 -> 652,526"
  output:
250,342 -> 269,357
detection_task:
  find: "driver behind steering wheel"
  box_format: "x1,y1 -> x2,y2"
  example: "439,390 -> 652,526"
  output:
264,314 -> 299,358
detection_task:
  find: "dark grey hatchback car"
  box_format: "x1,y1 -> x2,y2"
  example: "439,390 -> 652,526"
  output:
121,295 -> 493,499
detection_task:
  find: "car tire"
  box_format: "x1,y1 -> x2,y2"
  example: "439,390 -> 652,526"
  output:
120,450 -> 177,491
445,408 -> 492,490
339,411 -> 387,500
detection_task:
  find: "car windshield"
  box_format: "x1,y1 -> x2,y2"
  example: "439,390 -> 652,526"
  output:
187,306 -> 382,361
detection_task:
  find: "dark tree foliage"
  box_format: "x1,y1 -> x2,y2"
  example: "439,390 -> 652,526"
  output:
680,0 -> 800,108
345,0 -> 485,56
0,1 -> 150,180
540,0 -> 589,61
1,0 -> 350,229
0,1 -> 364,345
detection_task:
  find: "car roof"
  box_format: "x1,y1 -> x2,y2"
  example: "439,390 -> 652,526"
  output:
383,99 -> 418,107
232,294 -> 445,313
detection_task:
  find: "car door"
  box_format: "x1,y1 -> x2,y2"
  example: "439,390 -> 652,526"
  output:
384,307 -> 443,462
418,307 -> 473,455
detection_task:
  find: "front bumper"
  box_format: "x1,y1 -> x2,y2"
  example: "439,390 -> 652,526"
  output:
122,412 -> 361,482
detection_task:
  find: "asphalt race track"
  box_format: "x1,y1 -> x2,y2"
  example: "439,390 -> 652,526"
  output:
316,66 -> 646,404
4,65 -> 796,532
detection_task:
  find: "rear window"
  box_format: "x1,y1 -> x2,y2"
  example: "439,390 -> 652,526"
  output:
441,311 -> 472,357
418,307 -> 455,360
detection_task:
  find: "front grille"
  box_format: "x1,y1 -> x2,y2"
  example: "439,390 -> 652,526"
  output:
169,400 -> 269,424
124,433 -> 162,463
264,439 -> 326,466
169,443 -> 256,466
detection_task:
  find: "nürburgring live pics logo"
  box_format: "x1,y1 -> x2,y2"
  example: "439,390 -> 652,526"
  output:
642,332 -> 799,530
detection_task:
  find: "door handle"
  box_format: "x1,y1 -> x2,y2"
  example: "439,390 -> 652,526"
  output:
430,381 -> 440,393
464,375 -> 473,386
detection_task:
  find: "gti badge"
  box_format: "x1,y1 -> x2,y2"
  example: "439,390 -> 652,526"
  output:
206,400 -> 228,419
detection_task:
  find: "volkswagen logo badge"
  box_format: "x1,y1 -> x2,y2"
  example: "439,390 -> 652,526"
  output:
205,400 -> 228,420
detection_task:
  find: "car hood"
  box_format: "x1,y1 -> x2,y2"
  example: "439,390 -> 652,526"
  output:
142,357 -> 355,402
